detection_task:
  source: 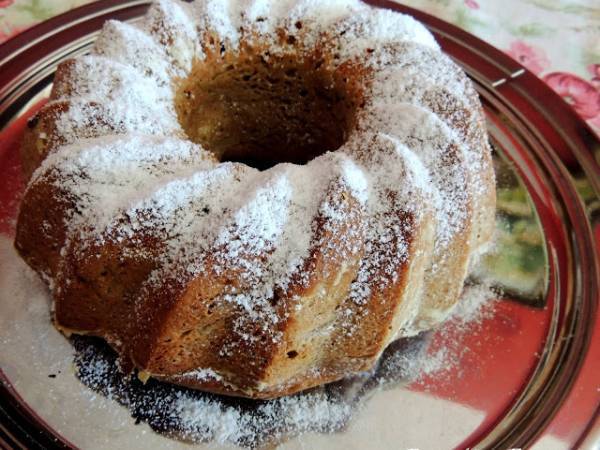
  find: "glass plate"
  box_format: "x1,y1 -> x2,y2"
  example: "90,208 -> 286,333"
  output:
0,1 -> 598,449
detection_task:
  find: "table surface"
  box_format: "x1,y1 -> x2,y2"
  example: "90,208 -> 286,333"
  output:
1,0 -> 599,137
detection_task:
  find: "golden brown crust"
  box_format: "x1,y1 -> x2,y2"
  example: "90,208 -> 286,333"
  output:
20,59 -> 88,181
143,200 -> 435,398
15,171 -> 74,278
14,6 -> 496,400
128,186 -> 369,395
21,101 -> 69,182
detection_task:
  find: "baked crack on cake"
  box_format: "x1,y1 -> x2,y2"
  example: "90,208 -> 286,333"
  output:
15,0 -> 496,399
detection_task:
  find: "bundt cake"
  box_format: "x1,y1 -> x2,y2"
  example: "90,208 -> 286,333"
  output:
15,0 -> 495,399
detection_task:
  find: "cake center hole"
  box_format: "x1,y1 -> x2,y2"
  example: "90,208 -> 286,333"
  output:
175,50 -> 362,170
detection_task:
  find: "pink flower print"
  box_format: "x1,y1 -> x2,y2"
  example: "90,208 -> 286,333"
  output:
506,40 -> 550,76
0,0 -> 14,8
543,72 -> 600,122
465,0 -> 480,9
588,64 -> 600,90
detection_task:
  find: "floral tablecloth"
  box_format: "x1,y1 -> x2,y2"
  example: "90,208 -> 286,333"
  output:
1,0 -> 599,136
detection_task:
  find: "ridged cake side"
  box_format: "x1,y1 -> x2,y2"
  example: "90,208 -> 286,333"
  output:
15,0 -> 495,398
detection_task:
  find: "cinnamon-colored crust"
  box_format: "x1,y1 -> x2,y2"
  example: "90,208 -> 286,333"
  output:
14,0 -> 496,399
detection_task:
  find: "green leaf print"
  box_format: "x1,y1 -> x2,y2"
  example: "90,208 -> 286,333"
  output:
454,7 -> 486,32
510,22 -> 552,37
16,0 -> 54,22
524,0 -> 600,19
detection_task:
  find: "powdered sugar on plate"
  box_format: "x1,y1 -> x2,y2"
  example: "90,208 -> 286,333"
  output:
70,281 -> 497,448
0,234 -> 498,448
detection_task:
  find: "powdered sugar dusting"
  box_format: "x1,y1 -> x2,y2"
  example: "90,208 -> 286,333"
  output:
180,367 -> 223,382
0,230 -> 504,449
29,134 -> 215,243
92,20 -> 175,85
141,0 -> 201,71
20,0 -> 495,399
69,280 -> 497,448
447,282 -> 498,325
